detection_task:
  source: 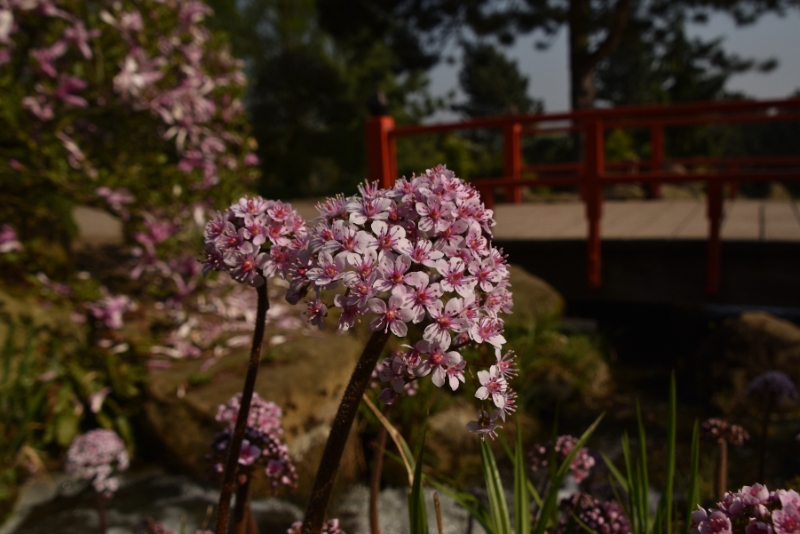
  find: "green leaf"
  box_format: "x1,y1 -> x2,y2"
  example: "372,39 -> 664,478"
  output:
409,428 -> 429,534
55,410 -> 79,448
514,424 -> 532,534
481,439 -> 512,534
636,404 -> 650,534
600,452 -> 628,493
685,420 -> 700,534
663,373 -> 677,534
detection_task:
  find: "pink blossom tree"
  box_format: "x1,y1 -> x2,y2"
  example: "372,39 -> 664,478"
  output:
0,0 -> 256,296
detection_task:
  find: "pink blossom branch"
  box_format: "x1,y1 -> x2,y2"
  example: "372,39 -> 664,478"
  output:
215,282 -> 269,534
301,330 -> 391,534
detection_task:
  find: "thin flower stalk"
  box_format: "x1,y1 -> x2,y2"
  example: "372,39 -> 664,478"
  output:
301,330 -> 391,534
215,282 -> 269,534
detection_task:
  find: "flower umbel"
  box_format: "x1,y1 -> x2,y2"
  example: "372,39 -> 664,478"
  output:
289,165 -> 514,436
203,196 -> 307,287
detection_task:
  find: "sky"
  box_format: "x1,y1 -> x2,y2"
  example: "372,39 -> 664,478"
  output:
426,10 -> 800,121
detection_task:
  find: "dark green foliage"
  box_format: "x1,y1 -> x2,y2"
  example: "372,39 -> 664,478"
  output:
454,43 -> 540,119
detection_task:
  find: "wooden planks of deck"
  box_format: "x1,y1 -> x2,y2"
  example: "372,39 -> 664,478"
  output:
492,200 -> 800,241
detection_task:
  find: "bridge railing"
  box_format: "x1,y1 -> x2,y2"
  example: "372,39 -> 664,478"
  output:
365,98 -> 800,294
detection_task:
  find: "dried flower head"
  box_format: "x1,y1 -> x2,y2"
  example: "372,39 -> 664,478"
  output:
202,196 -> 308,287
288,165 -> 514,437
65,429 -> 129,495
701,418 -> 750,446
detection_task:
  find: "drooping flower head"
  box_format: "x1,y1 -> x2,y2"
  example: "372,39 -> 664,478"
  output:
202,196 -> 307,287
65,429 -> 129,496
288,165 -> 514,438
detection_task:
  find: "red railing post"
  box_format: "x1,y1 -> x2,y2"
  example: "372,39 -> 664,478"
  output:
706,180 -> 724,294
727,162 -> 740,199
584,114 -> 604,289
649,124 -> 664,199
365,115 -> 396,188
503,122 -> 523,203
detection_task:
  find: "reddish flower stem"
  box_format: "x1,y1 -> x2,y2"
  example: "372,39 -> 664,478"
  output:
301,330 -> 391,534
216,283 -> 269,534
96,491 -> 107,534
715,439 -> 727,499
234,475 -> 252,534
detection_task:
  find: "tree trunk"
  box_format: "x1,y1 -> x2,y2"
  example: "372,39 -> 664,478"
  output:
569,0 -> 596,110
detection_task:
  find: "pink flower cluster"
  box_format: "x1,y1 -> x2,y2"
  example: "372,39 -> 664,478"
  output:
203,196 -> 308,287
287,519 -> 346,534
65,429 -> 129,495
86,292 -> 136,330
554,492 -> 630,534
287,165 -> 514,436
2,0 -> 248,186
215,392 -> 283,437
691,485 -> 800,534
529,435 -> 596,483
208,393 -> 297,491
0,223 -> 22,253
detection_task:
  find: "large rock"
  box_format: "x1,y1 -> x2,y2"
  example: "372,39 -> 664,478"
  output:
699,312 -> 800,409
506,264 -> 564,325
141,329 -> 365,502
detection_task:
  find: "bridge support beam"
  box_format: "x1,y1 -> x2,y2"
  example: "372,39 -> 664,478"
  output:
503,122 -> 522,203
706,180 -> 724,294
365,116 -> 396,189
584,116 -> 604,289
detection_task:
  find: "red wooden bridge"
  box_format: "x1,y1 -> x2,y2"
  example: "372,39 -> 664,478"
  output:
365,98 -> 800,296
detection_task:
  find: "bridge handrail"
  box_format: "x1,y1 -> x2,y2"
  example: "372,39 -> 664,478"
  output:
364,97 -> 800,295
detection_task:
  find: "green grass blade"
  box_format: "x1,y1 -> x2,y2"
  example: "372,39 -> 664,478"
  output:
515,424 -> 532,534
498,432 -> 542,509
362,394 -> 416,484
409,428 -> 429,534
601,452 -> 629,493
574,514 -> 600,534
534,413 -> 604,534
528,479 -> 543,509
685,420 -> 700,534
663,373 -> 677,534
636,403 -> 650,534
481,439 -> 512,534
426,478 -> 494,533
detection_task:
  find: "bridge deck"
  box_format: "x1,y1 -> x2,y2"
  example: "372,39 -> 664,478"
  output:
492,199 -> 800,241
